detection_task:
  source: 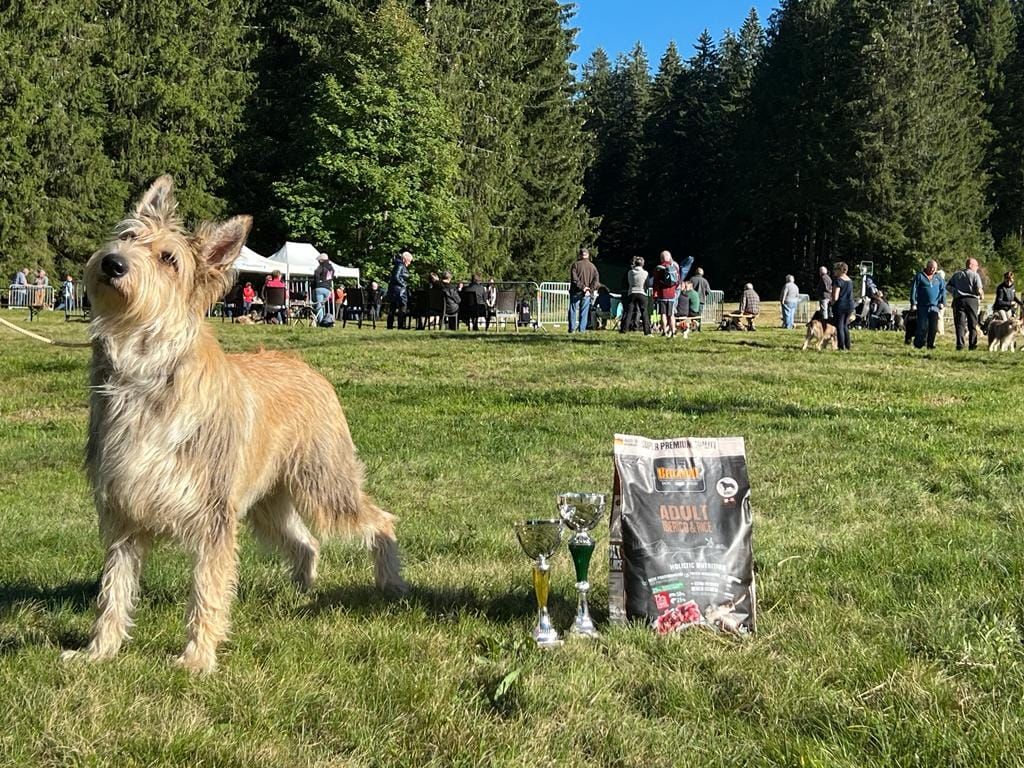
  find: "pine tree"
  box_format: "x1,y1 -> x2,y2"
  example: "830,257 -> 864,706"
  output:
511,0 -> 592,280
427,0 -> 526,278
642,43 -> 685,259
273,0 -> 465,278
97,0 -> 252,223
842,0 -> 990,280
0,0 -> 121,275
580,44 -> 650,265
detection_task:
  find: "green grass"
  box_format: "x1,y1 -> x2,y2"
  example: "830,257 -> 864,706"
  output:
2,313 -> 1024,767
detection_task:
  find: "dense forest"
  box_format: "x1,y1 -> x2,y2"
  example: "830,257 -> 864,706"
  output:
3,0 -> 1024,293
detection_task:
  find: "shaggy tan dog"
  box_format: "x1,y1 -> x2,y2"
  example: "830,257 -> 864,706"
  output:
63,176 -> 406,673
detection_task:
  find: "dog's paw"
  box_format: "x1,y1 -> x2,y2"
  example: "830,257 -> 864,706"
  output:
381,578 -> 411,599
59,649 -> 86,664
174,647 -> 217,674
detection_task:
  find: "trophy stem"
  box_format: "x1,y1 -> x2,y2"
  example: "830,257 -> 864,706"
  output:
531,556 -> 561,647
568,538 -> 599,638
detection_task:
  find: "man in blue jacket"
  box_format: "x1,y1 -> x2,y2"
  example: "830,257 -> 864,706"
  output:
911,260 -> 945,350
387,250 -> 412,329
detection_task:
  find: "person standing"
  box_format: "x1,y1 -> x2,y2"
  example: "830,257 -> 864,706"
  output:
911,260 -> 945,350
440,271 -> 461,330
483,278 -> 497,330
653,251 -> 680,337
568,248 -> 599,333
387,250 -> 413,329
620,256 -> 651,336
947,257 -> 984,350
780,275 -> 800,329
313,253 -> 335,324
690,267 -> 711,307
831,263 -> 854,350
815,266 -> 832,319
242,281 -> 256,315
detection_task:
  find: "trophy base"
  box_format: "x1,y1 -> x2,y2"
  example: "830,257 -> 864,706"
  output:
533,627 -> 563,648
569,624 -> 600,640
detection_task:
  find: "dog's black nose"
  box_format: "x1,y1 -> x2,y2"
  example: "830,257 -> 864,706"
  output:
101,253 -> 128,278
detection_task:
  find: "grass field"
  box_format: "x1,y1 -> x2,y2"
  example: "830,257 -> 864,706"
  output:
2,313 -> 1024,767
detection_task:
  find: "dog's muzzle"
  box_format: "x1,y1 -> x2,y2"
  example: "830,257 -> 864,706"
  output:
101,253 -> 128,279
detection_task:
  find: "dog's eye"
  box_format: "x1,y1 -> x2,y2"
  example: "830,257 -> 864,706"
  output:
119,231 -> 135,241
160,251 -> 177,268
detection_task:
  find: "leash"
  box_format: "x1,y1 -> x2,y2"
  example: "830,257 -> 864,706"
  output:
0,316 -> 91,349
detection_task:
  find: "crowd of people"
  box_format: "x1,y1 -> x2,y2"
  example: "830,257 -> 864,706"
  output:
8,266 -> 76,311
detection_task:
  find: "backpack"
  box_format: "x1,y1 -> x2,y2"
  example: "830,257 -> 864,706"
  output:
661,262 -> 679,287
318,313 -> 335,328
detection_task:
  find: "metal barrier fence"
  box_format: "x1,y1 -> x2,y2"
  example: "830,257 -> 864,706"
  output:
796,293 -> 811,324
703,290 -> 724,325
536,281 -> 571,328
4,285 -> 55,309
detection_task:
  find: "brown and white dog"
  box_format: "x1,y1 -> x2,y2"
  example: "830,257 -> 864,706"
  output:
987,309 -> 1020,352
64,176 -> 407,673
801,311 -> 837,351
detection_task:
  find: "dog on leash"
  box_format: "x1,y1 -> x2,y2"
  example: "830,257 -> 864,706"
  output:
801,310 -> 837,351
65,176 -> 407,673
987,309 -> 1020,352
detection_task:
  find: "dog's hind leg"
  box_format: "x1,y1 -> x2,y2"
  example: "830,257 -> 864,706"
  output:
177,510 -> 238,673
63,524 -> 151,663
249,489 -> 320,591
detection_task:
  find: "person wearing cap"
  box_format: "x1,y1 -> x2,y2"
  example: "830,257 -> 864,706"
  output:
313,253 -> 335,324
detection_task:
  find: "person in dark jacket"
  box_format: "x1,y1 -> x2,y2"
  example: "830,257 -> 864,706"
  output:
993,271 -> 1020,316
440,271 -> 461,330
313,253 -> 335,324
568,248 -> 600,333
831,262 -> 854,350
815,266 -> 832,319
387,251 -> 412,329
462,274 -> 487,330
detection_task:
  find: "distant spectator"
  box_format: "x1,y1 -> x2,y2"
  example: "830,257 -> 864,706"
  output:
679,280 -> 702,338
55,274 -> 74,311
568,248 -> 599,333
440,271 -> 461,330
313,253 -> 335,324
994,271 -> 1021,316
242,281 -> 256,315
484,278 -> 497,330
387,250 -> 412,329
947,257 -> 984,351
13,267 -> 27,286
264,270 -> 288,324
334,283 -> 346,320
620,256 -> 651,336
738,283 -> 760,330
780,275 -> 800,329
35,269 -> 49,288
831,262 -> 854,350
815,266 -> 832,319
653,251 -> 680,337
869,291 -> 892,329
463,273 -> 487,330
690,267 -> 711,306
911,259 -> 944,350
368,281 -> 382,320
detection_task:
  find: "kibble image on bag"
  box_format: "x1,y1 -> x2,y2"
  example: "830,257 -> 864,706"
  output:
608,435 -> 755,634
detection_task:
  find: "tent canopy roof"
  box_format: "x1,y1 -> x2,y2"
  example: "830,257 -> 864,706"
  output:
269,241 -> 359,281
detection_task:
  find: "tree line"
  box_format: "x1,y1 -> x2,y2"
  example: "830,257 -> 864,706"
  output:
5,0 -> 1024,294
581,0 -> 1024,295
1,0 -> 589,284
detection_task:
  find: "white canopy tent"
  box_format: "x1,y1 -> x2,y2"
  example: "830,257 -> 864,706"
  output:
232,246 -> 282,275
268,241 -> 360,284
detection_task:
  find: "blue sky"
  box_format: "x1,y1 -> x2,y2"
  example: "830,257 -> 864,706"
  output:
569,0 -> 780,70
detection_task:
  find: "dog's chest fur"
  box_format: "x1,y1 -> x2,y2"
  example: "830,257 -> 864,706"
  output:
88,346 -> 235,536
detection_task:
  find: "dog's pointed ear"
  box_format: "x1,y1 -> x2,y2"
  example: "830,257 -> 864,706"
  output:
135,175 -> 177,222
198,216 -> 253,270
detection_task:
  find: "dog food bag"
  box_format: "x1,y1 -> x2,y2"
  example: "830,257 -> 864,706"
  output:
609,435 -> 755,634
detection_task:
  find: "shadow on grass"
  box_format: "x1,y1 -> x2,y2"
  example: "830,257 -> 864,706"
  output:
302,582 -> 591,626
0,578 -> 97,612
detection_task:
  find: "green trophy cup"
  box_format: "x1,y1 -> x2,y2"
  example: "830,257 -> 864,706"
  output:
513,518 -> 564,648
557,492 -> 606,639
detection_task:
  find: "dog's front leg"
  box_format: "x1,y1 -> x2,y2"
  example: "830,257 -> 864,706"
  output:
63,526 -> 151,663
177,513 -> 238,673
